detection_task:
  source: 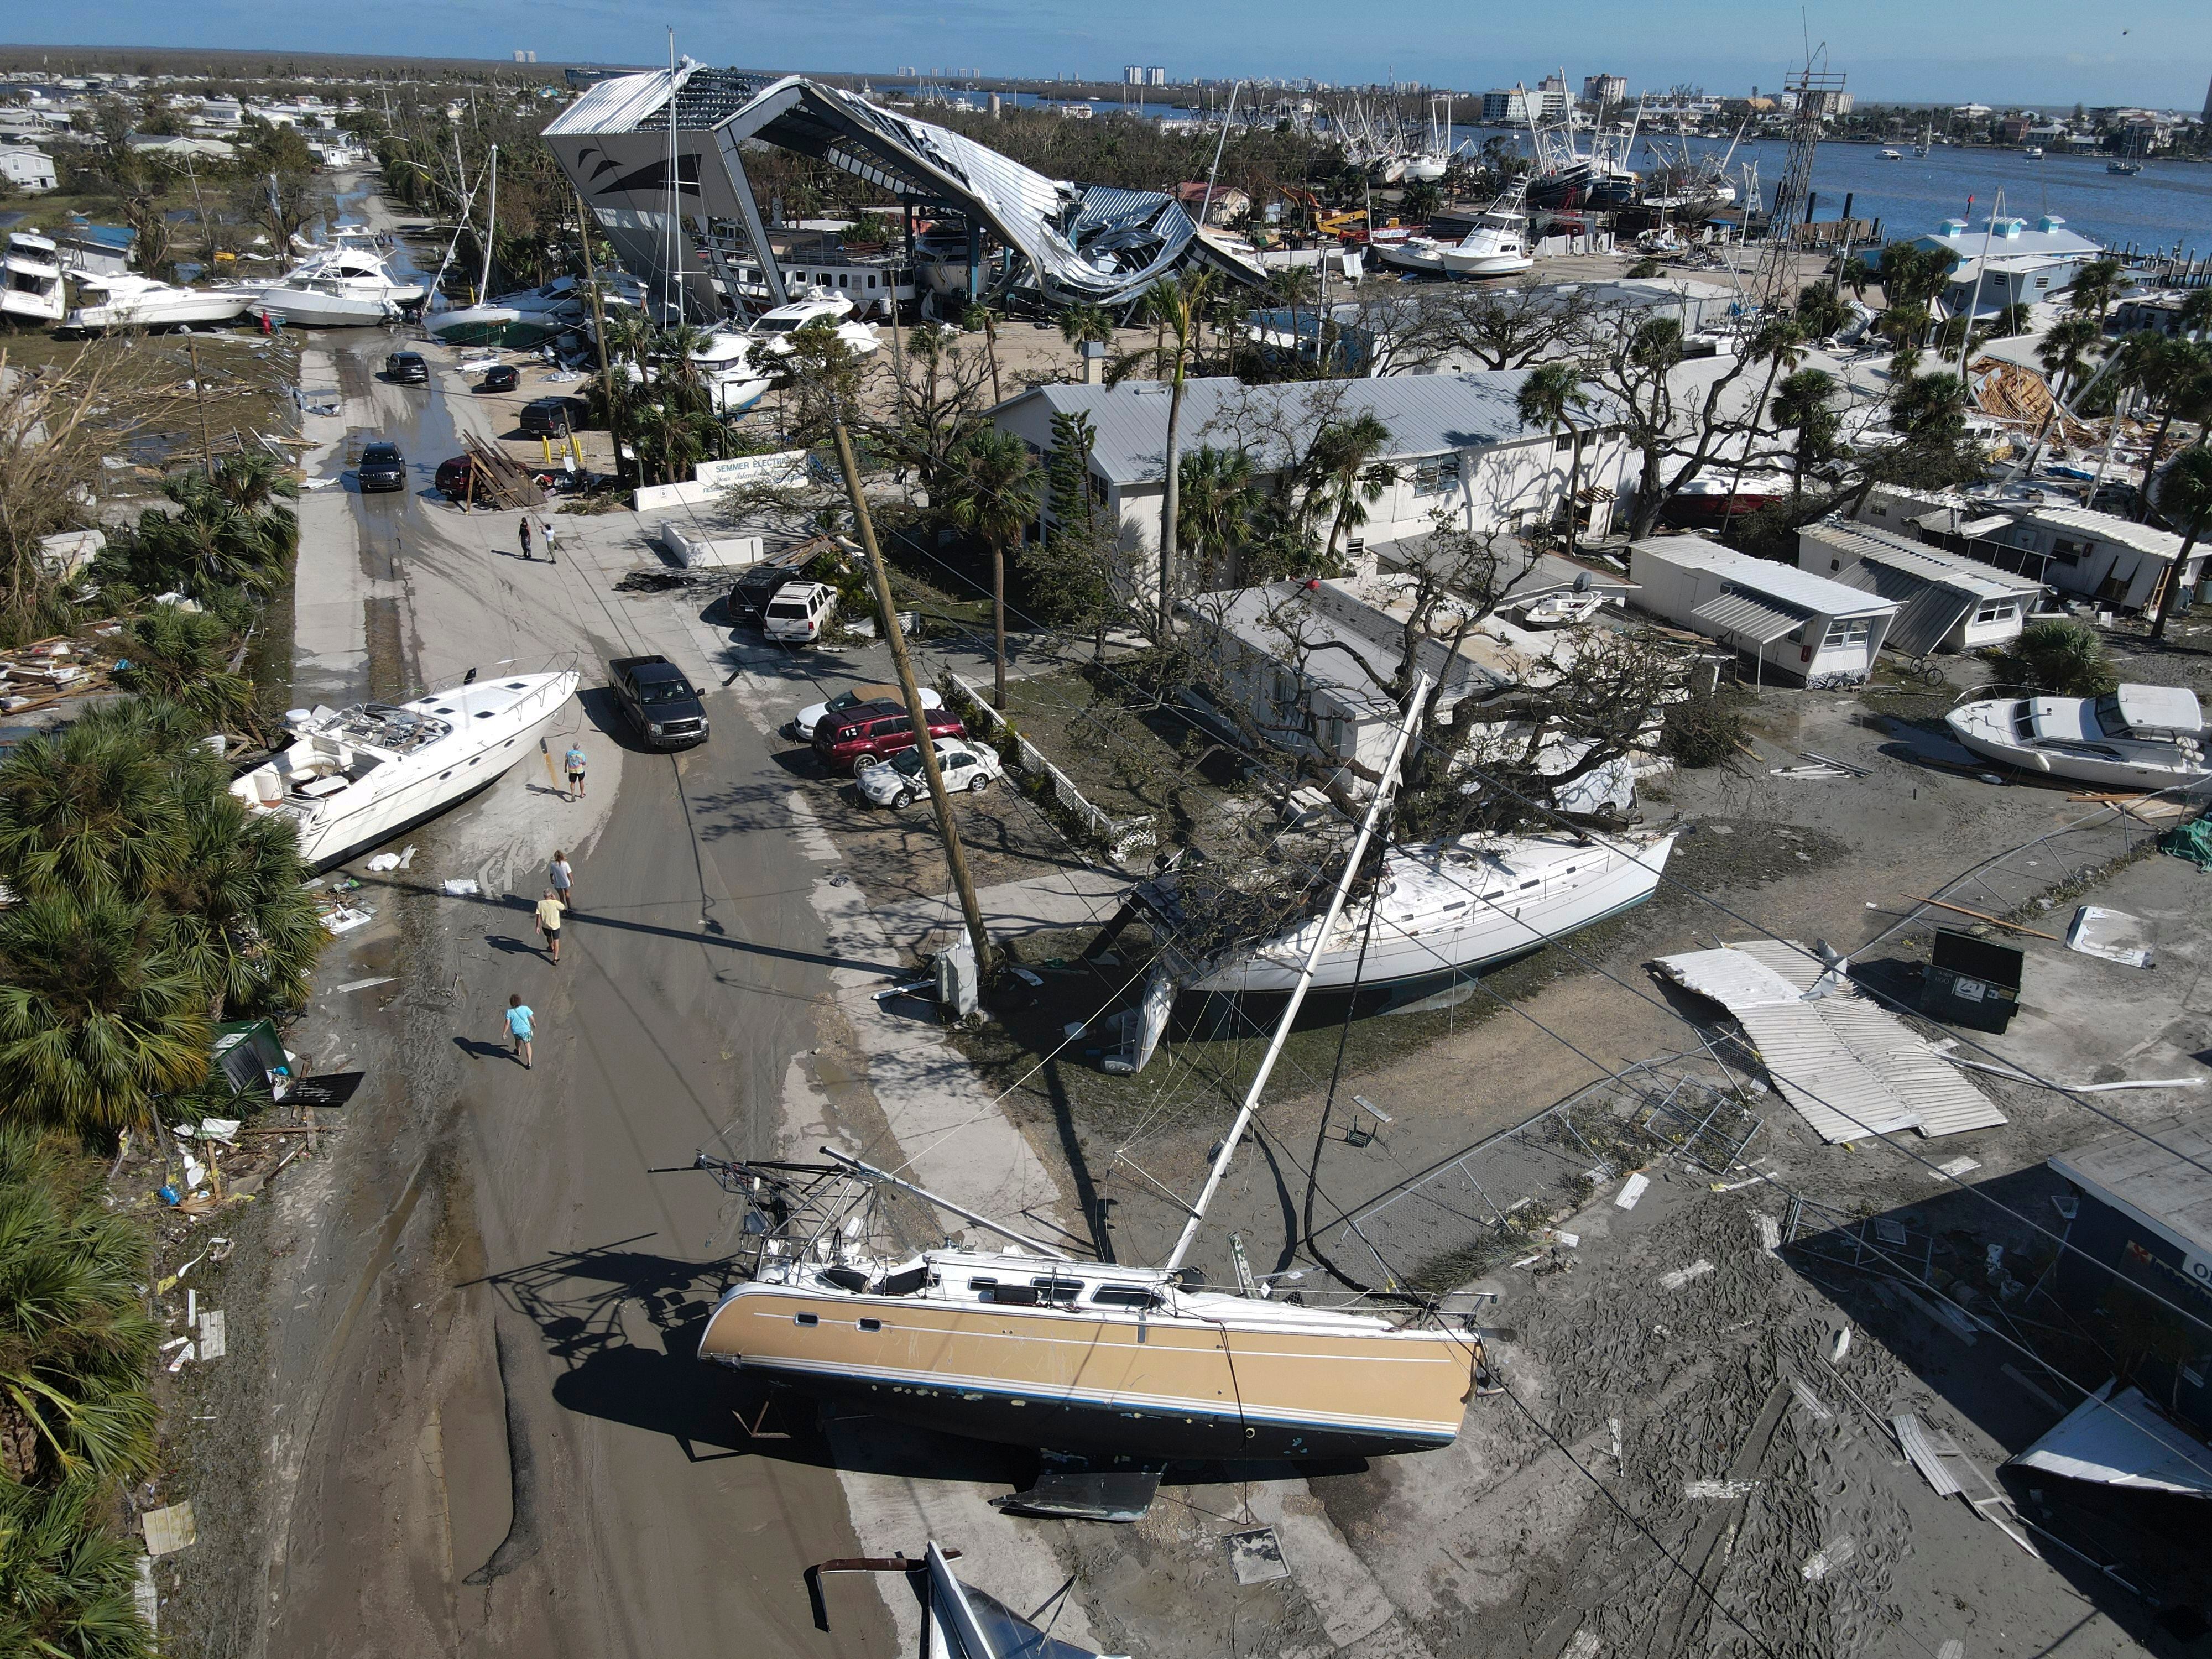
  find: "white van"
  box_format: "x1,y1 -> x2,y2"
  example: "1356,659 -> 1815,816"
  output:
763,581 -> 836,645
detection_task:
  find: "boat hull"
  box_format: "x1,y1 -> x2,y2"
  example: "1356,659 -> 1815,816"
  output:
1944,703 -> 2209,792
1440,249 -> 1533,277
67,291 -> 253,330
699,1284 -> 1473,1462
426,306 -> 576,349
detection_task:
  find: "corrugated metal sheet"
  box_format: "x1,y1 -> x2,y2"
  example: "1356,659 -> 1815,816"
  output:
1691,590 -> 1803,645
544,65 -> 687,136
1653,941 -> 2007,1143
1632,535 -> 1899,618
1894,1415 -> 1965,1496
2050,1112 -> 2212,1259
1834,564 -> 1975,659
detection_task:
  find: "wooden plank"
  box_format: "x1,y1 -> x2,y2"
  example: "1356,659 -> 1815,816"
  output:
1909,896 -> 2060,941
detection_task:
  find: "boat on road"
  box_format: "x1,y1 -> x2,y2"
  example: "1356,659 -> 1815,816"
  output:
1945,685 -> 2208,791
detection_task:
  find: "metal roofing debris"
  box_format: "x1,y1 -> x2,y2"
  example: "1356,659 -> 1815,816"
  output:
1801,1536 -> 1856,1580
1652,940 -> 2008,1142
1894,1413 -> 1965,1496
1691,589 -> 1804,645
2048,1109 -> 2212,1261
2011,503 -> 2190,564
2010,1381 -> 2212,1496
2065,906 -> 2154,968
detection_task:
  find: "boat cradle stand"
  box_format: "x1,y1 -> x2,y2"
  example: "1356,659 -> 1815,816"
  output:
993,1451 -> 1168,1523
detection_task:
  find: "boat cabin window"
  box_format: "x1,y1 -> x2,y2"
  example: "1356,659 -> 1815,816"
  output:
858,1318 -> 882,1332
1030,1276 -> 1085,1302
1091,1285 -> 1161,1309
794,1312 -> 818,1326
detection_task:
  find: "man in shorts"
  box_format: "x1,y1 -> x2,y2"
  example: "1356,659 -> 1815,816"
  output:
503,995 -> 535,1068
535,888 -> 566,964
564,743 -> 587,801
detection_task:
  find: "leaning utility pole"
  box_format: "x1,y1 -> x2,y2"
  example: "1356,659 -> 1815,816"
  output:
828,413 -> 993,976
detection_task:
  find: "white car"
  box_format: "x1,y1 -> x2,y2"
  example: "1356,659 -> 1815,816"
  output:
791,682 -> 944,742
856,738 -> 1005,808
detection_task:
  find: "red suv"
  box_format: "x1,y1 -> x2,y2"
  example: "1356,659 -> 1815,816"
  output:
812,700 -> 967,774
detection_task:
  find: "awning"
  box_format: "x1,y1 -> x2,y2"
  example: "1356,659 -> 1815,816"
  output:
2010,1382 -> 2212,1496
1834,562 -> 1978,658
1691,591 -> 1803,645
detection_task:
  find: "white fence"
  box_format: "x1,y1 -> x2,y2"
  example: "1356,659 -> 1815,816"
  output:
946,673 -> 1155,865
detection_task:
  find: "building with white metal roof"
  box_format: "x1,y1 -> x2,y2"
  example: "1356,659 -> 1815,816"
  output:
1797,517 -> 2044,655
1627,535 -> 1897,685
1976,503 -> 2208,612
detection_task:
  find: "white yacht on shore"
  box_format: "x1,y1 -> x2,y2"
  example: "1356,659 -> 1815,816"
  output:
243,246 -> 426,328
231,670 -> 578,869
65,271 -> 253,331
1945,685 -> 2208,791
2,231 -> 66,324
747,294 -> 882,358
1439,193 -> 1535,278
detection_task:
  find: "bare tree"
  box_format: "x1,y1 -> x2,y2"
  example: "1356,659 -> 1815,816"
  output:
1397,282 -> 1600,373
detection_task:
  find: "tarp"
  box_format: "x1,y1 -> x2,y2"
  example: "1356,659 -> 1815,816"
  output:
2010,1381 -> 2212,1496
2159,819 -> 2212,872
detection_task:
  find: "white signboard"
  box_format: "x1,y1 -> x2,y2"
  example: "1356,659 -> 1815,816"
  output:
695,451 -> 809,492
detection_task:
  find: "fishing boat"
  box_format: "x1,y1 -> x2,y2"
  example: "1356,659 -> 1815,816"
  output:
693,681 -> 1491,1518
1374,233 -> 1453,276
229,670 -> 578,869
1945,685 -> 2208,790
2,231 -> 66,324
1439,190 -> 1533,277
64,271 -> 253,332
243,245 -> 426,327
1523,88 -> 1640,210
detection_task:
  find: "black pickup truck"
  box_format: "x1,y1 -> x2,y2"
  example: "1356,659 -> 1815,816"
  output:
608,656 -> 709,749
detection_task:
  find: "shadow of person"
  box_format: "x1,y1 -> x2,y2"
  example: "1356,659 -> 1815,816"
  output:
453,1036 -> 513,1062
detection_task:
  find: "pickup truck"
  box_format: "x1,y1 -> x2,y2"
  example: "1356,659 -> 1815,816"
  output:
608,655 -> 709,749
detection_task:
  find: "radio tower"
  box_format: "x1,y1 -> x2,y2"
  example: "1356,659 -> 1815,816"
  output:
1753,61 -> 1846,315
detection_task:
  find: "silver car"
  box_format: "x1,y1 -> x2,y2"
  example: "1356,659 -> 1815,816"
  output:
855,738 -> 1005,808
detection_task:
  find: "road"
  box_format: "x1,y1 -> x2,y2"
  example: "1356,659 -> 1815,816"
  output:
244,326 -> 1098,1658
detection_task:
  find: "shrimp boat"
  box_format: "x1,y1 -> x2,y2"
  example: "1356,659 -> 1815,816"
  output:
231,670 -> 578,869
695,679 -> 1490,1519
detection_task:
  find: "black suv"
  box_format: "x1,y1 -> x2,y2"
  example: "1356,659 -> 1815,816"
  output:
384,351 -> 429,385
518,395 -> 589,436
357,442 -> 406,493
479,363 -> 520,393
727,546 -> 820,627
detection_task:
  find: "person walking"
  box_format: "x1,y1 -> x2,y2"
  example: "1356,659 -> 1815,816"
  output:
503,995 -> 535,1068
563,742 -> 587,801
535,888 -> 566,963
518,519 -> 534,561
549,849 -> 575,912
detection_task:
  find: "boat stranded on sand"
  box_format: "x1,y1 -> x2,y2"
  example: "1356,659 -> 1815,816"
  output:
1945,684 -> 2208,792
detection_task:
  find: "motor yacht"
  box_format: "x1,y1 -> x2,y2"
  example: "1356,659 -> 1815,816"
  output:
230,670 -> 578,869
1439,194 -> 1535,277
748,294 -> 881,358
1374,234 -> 1453,276
2,231 -> 66,324
243,247 -> 426,328
1945,685 -> 2208,791
65,270 -> 252,332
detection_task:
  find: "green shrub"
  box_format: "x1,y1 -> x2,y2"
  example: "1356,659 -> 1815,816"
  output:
1981,617 -> 2116,698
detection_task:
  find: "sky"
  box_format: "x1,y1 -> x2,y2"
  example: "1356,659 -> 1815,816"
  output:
9,0 -> 2211,109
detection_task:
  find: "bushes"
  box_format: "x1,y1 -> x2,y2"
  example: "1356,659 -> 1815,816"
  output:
1981,618 -> 2117,698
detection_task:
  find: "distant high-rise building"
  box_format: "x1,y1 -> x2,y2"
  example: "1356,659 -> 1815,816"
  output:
1123,66 -> 1145,86
1146,66 -> 1167,86
2203,74 -> 2211,125
1583,73 -> 1627,107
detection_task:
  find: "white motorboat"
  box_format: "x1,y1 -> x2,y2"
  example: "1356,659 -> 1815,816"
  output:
1880,148 -> 1903,161
1517,590 -> 1610,628
244,247 -> 426,328
747,294 -> 881,358
3,231 -> 66,324
1142,827 -> 1677,1008
1439,195 -> 1535,277
230,670 -> 579,869
1945,685 -> 2208,791
64,271 -> 252,331
426,276 -> 591,348
1375,235 -> 1453,276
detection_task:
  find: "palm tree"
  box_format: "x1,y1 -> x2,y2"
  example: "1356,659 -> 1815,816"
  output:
2150,446 -> 2212,641
136,471 -> 296,598
1986,617 -> 2116,697
2121,334 -> 2212,520
1516,363 -> 1589,554
1771,368 -> 1840,513
1839,256 -> 1874,302
1303,413 -> 1396,563
0,1477 -> 155,1658
1177,446 -> 1256,586
1269,265 -> 1319,369
1058,302 -> 1112,374
0,1124 -> 161,1489
114,604 -> 258,737
0,893 -> 211,1138
2064,255 -> 2124,325
0,706 -> 194,903
2038,314 -> 2103,406
936,429 -> 1041,708
1108,272 -> 1213,637
153,787 -> 321,1019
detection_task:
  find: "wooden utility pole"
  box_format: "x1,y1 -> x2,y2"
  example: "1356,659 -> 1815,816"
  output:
185,336 -> 216,478
575,187 -> 628,484
828,414 -> 993,977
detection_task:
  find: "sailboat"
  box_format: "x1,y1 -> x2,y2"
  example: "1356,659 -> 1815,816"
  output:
1913,119 -> 1933,159
694,679 -> 1490,1518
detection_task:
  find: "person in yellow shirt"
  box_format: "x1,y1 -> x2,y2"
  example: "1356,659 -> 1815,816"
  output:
534,888 -> 567,964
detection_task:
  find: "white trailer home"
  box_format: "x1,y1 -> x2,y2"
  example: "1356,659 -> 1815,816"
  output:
1628,535 -> 1897,686
1796,518 -> 2044,655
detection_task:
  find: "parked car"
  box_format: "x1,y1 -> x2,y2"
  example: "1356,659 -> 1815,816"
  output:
856,738 -> 1004,808
789,682 -> 944,742
479,363 -> 520,393
384,351 -> 429,385
812,700 -> 967,774
763,581 -> 836,645
608,654 -> 709,748
434,454 -> 488,501
518,394 -> 589,436
357,442 -> 407,493
727,546 -> 820,626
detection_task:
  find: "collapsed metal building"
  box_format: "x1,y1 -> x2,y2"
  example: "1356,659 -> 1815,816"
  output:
540,64 -> 1266,322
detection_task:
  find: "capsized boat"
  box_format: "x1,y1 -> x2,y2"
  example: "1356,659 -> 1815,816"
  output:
694,679 -> 1490,1517
231,670 -> 578,869
65,271 -> 253,332
425,276 -> 591,348
1945,685 -> 2208,790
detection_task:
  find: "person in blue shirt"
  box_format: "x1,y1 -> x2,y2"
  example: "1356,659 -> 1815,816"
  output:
503,995 -> 535,1068
563,743 -> 587,801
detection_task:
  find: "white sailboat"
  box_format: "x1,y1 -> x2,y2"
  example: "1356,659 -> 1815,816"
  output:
231,670 -> 579,869
65,271 -> 253,331
693,680 -> 1492,1518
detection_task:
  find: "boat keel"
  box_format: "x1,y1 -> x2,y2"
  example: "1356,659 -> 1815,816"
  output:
993,1452 -> 1166,1523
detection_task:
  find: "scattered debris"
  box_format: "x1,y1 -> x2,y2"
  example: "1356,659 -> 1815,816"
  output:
1828,1327 -> 1851,1364
2065,906 -> 2154,969
332,977 -> 397,994
143,1501 -> 197,1557
1755,1214 -> 1782,1255
197,1309 -> 226,1362
1223,1527 -> 1291,1585
1930,1155 -> 1981,1182
1613,1172 -> 1651,1211
1685,1479 -> 1759,1499
1660,1259 -> 1714,1290
1791,1378 -> 1834,1421
1563,1631 -> 1601,1659
441,878 -> 482,897
1895,1415 -> 1964,1496
1801,1536 -> 1856,1580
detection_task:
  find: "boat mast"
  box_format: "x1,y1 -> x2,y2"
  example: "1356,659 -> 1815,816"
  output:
1162,674 -> 1432,1272
478,145 -> 498,303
